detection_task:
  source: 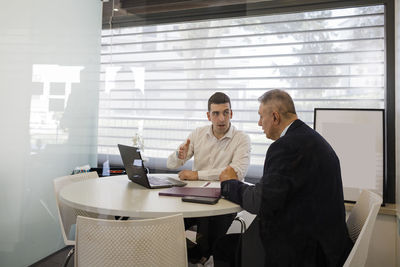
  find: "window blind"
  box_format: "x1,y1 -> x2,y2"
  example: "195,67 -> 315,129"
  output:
99,5 -> 385,175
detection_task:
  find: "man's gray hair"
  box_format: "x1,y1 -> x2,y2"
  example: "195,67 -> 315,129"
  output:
258,89 -> 297,116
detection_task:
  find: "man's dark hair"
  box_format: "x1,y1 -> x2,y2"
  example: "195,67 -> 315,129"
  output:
258,89 -> 297,117
208,92 -> 231,111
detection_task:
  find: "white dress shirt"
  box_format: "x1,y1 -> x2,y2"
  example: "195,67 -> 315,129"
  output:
280,121 -> 295,138
167,124 -> 251,181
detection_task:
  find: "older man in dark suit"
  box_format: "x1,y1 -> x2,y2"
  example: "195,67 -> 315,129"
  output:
214,89 -> 353,267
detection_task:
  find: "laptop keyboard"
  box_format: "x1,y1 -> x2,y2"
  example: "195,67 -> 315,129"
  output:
149,176 -> 187,186
166,177 -> 187,186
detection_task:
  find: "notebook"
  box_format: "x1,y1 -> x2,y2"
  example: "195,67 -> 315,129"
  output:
118,144 -> 187,189
159,187 -> 221,198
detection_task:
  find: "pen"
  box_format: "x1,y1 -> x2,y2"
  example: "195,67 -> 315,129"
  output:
202,182 -> 211,187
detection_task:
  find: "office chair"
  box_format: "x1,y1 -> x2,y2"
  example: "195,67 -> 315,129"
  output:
185,211 -> 254,267
75,214 -> 188,267
53,171 -> 110,267
226,210 -> 256,234
343,190 -> 382,267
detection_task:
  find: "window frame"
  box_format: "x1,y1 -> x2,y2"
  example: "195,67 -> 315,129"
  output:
101,0 -> 395,203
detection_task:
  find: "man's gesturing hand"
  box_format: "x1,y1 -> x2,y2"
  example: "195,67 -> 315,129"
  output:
178,139 -> 190,160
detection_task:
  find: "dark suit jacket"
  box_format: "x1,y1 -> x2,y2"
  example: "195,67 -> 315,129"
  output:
222,119 -> 353,267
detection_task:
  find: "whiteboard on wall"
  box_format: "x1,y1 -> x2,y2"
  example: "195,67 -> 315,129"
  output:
314,108 -> 385,203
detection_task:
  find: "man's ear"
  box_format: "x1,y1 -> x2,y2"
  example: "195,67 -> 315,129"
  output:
207,111 -> 211,121
273,111 -> 280,124
230,109 -> 233,119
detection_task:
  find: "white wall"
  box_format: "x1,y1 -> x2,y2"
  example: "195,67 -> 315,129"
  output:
0,1 -> 102,266
366,214 -> 397,267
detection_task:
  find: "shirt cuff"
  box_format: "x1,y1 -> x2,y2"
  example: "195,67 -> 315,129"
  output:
197,170 -> 217,181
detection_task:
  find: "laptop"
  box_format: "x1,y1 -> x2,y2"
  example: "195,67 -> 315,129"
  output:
118,144 -> 187,189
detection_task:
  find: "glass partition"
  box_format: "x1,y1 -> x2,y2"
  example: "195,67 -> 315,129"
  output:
0,1 -> 102,266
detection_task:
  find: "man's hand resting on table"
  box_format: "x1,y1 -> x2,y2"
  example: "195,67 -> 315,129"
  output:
178,170 -> 198,180
219,166 -> 238,182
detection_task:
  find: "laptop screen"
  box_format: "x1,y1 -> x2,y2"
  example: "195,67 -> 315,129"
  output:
118,144 -> 186,189
118,144 -> 151,188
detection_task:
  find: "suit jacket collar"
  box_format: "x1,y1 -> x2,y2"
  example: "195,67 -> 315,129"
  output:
285,119 -> 304,134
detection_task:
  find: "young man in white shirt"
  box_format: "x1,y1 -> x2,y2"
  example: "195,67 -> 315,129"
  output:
167,92 -> 250,181
167,92 -> 251,264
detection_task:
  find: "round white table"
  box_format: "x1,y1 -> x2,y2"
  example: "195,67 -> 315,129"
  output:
59,174 -> 241,218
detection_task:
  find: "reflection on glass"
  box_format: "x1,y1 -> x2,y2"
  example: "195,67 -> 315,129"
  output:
30,64 -> 84,154
104,66 -> 121,93
130,66 -> 145,94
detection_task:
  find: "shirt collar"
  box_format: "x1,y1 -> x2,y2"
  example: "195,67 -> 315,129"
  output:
207,123 -> 234,140
280,121 -> 294,138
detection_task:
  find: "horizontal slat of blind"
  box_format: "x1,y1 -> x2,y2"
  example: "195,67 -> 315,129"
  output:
102,11 -> 384,38
101,39 -> 383,56
100,54 -> 384,68
101,33 -> 384,49
102,21 -> 384,44
98,5 -> 385,170
101,51 -> 384,64
99,63 -> 383,74
99,86 -> 384,91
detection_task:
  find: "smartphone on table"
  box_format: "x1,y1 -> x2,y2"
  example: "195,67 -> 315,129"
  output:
181,196 -> 219,205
